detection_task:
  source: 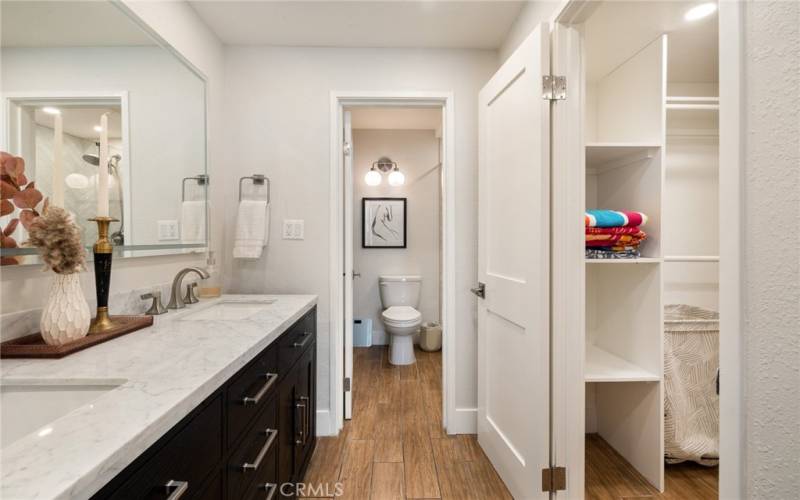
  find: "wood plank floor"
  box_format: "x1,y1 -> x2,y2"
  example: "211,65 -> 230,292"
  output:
300,346 -> 513,499
586,434 -> 719,500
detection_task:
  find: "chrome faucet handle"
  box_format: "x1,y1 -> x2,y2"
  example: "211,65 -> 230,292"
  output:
183,282 -> 199,304
141,291 -> 168,315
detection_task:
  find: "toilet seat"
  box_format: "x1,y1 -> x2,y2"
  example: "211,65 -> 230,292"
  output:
381,306 -> 422,326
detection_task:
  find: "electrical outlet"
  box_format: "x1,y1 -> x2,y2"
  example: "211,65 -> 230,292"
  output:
157,220 -> 179,241
282,219 -> 305,240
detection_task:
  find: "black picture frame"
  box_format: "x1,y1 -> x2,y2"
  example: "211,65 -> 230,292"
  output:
362,197 -> 407,248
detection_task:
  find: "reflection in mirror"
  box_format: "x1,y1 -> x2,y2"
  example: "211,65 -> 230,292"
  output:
0,0 -> 207,265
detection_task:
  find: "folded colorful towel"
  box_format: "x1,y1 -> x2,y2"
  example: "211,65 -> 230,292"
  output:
585,230 -> 647,246
585,210 -> 648,228
586,247 -> 641,259
586,226 -> 642,235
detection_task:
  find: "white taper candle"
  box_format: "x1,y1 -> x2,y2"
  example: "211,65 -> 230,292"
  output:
97,113 -> 109,217
52,113 -> 64,207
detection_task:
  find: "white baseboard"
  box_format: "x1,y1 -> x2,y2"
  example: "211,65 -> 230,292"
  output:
448,407 -> 477,434
316,408 -> 335,436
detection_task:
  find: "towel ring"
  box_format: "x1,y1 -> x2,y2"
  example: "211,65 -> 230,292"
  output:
239,174 -> 270,203
182,174 -> 209,202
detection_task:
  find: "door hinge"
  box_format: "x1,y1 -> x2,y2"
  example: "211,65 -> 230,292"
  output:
542,466 -> 567,493
470,282 -> 486,299
344,377 -> 351,392
542,75 -> 567,101
343,142 -> 352,156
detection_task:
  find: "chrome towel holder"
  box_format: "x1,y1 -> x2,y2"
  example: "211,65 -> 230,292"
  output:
181,174 -> 209,201
239,174 -> 270,203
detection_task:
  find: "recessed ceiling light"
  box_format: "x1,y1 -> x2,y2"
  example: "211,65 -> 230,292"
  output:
41,106 -> 61,115
684,2 -> 717,21
94,125 -> 103,132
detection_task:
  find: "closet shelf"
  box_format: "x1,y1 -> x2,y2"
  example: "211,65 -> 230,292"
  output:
666,96 -> 719,111
586,143 -> 661,174
585,258 -> 661,264
585,345 -> 660,383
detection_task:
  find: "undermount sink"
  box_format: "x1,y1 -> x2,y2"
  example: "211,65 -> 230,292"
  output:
0,380 -> 124,449
179,298 -> 277,321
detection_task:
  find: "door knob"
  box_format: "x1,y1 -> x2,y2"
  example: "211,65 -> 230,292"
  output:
471,282 -> 486,299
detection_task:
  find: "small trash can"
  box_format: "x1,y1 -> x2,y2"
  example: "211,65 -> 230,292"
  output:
419,322 -> 442,352
353,318 -> 373,347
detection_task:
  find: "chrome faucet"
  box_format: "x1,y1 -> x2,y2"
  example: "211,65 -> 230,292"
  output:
167,267 -> 210,309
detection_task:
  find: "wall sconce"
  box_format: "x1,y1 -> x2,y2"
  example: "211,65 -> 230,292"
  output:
364,157 -> 404,186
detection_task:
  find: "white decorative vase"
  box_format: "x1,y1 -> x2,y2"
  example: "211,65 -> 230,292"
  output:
40,273 -> 91,346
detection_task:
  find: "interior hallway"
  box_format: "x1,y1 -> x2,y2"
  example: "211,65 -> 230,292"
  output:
301,346 -> 512,499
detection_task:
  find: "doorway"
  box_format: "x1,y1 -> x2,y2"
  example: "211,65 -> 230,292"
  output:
329,92 -> 457,437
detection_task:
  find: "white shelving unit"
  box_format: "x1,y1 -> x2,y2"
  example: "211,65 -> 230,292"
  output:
585,345 -> 660,382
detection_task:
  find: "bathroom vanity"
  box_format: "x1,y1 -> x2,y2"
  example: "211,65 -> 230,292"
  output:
0,295 -> 317,500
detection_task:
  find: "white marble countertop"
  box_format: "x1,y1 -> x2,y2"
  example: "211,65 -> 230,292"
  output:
0,294 -> 317,500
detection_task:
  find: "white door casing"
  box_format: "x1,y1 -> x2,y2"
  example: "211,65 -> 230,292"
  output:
477,24 -> 551,499
343,110 -> 354,420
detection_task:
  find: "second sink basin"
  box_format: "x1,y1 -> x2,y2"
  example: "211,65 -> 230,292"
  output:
179,299 -> 277,321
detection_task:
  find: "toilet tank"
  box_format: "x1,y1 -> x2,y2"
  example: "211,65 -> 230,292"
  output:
379,276 -> 422,308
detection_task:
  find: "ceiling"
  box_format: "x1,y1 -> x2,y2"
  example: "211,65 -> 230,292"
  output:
583,1 -> 718,83
350,107 -> 441,130
34,107 -> 123,141
1,1 -> 155,48
189,1 -> 525,49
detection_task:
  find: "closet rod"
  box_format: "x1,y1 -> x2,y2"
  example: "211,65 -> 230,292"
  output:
664,255 -> 719,262
666,103 -> 719,111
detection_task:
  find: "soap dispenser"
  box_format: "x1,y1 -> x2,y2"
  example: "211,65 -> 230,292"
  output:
198,251 -> 222,298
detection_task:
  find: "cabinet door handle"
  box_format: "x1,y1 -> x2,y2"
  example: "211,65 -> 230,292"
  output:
294,400 -> 306,445
300,395 -> 310,445
292,332 -> 312,348
258,483 -> 278,500
241,428 -> 278,471
164,480 -> 188,500
242,373 -> 278,405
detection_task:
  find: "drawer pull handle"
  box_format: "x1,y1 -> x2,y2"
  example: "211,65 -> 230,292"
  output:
294,399 -> 306,445
301,395 -> 310,445
242,428 -> 278,471
258,483 -> 278,500
164,480 -> 188,500
292,332 -> 312,348
242,373 -> 278,405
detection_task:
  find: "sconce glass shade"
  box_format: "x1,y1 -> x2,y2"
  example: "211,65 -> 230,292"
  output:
365,167 -> 382,186
388,167 -> 405,186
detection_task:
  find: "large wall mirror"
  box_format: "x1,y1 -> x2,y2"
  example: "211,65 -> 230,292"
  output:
0,0 -> 207,266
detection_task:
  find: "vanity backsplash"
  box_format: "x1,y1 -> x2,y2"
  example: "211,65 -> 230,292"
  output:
0,280 -> 201,342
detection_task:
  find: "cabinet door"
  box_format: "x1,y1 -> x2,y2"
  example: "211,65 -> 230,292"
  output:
293,343 -> 316,476
277,361 -> 299,498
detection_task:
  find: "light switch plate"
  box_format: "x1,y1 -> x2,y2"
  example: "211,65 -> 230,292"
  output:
282,219 -> 305,240
158,220 -> 180,241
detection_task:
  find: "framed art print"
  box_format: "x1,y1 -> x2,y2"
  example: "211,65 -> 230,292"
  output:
362,197 -> 407,248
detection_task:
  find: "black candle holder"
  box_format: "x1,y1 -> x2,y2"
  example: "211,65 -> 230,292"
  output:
88,217 -> 118,334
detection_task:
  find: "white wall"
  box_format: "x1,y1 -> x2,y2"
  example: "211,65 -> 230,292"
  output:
352,129 -> 441,345
0,1 -> 223,315
740,2 -> 800,497
221,46 -> 496,426
498,0 -> 564,63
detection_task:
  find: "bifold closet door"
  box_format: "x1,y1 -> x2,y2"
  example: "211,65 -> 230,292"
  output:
343,110 -> 353,420
476,23 -> 550,500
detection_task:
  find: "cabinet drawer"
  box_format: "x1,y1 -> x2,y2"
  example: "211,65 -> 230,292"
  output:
243,448 -> 279,500
227,345 -> 279,447
277,311 -> 316,375
110,395 -> 223,500
228,397 -> 279,500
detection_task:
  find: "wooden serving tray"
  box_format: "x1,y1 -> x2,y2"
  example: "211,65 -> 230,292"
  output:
0,315 -> 153,359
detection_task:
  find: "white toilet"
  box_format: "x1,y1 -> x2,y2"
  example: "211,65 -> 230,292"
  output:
379,275 -> 423,365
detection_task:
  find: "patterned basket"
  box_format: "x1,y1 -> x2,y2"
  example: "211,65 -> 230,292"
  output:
664,304 -> 719,466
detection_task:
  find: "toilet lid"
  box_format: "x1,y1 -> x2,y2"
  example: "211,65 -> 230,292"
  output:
382,306 -> 422,323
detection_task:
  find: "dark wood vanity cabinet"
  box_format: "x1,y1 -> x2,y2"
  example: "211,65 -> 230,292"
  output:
92,306 -> 317,500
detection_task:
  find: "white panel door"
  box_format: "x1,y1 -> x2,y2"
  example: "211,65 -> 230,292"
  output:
477,24 -> 550,499
343,110 -> 353,420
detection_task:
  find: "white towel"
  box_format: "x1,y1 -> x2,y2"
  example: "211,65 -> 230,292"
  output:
233,200 -> 270,259
181,201 -> 206,244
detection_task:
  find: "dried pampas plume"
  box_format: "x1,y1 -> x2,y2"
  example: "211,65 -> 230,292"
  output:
26,206 -> 85,274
